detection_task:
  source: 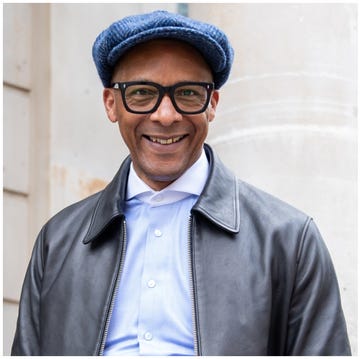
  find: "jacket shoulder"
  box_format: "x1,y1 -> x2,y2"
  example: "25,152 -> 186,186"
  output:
237,179 -> 310,227
235,179 -> 317,258
35,191 -> 107,263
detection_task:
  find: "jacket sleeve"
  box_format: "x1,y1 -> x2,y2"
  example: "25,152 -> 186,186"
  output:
11,227 -> 45,356
285,218 -> 351,355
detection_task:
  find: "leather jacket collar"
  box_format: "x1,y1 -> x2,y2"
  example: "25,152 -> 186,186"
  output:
83,144 -> 240,244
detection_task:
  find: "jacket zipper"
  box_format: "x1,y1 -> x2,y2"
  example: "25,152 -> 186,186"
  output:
98,218 -> 127,355
188,215 -> 201,355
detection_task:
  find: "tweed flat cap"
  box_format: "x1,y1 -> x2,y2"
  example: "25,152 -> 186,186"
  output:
92,10 -> 234,89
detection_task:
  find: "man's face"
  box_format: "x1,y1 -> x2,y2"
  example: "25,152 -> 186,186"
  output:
103,39 -> 219,191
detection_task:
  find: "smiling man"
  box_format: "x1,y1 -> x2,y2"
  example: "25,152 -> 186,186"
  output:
12,10 -> 350,356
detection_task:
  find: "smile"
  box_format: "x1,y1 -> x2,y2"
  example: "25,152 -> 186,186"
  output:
147,135 -> 186,145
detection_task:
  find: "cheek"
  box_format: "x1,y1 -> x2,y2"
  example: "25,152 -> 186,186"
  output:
193,117 -> 210,142
117,115 -> 143,146
118,121 -> 133,142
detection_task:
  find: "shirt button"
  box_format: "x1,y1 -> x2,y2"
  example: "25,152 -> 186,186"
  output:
147,279 -> 156,288
154,229 -> 162,237
144,332 -> 153,341
154,194 -> 163,202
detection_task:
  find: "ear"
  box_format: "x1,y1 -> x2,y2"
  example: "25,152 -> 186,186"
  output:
103,88 -> 118,123
207,90 -> 219,122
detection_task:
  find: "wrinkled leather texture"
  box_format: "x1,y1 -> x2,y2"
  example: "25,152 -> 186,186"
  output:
12,144 -> 351,356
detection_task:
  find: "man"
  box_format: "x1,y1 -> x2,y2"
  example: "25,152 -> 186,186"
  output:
12,10 -> 351,356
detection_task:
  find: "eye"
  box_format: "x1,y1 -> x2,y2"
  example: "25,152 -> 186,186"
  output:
175,84 -> 207,98
179,88 -> 196,96
128,87 -> 157,97
174,85 -> 207,103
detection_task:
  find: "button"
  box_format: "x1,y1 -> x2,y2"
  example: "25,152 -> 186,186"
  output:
147,279 -> 156,288
144,332 -> 153,341
154,194 -> 163,202
154,229 -> 162,237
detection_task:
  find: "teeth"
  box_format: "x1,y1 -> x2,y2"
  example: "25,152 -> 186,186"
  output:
149,136 -> 184,145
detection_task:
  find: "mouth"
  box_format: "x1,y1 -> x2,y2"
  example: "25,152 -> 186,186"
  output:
145,135 -> 187,145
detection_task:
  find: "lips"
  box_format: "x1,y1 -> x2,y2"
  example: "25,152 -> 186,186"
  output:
146,135 -> 186,145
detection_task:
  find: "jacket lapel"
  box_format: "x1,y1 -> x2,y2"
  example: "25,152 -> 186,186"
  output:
192,144 -> 240,234
82,156 -> 131,244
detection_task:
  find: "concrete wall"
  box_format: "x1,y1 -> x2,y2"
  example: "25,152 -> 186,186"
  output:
3,3 -> 50,353
3,3 -> 357,355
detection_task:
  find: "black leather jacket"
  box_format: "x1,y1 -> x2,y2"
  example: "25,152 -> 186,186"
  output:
12,144 -> 351,356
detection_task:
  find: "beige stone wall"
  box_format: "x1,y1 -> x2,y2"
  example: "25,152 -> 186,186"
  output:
3,3 -> 50,353
3,3 -> 357,355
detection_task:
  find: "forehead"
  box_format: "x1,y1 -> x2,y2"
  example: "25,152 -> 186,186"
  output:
112,39 -> 213,79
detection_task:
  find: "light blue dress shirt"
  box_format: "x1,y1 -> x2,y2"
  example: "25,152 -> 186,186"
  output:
104,150 -> 209,356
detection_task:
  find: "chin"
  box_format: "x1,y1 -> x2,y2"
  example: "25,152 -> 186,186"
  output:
150,171 -> 182,183
147,168 -> 185,186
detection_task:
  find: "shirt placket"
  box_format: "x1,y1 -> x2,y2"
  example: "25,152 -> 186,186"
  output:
137,203 -> 168,354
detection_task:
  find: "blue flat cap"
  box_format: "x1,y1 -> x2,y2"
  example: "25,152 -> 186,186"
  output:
92,10 -> 234,89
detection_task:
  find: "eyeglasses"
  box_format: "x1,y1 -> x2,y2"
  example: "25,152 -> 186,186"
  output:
111,81 -> 215,115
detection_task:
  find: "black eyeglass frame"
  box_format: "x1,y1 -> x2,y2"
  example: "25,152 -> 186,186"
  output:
111,81 -> 215,115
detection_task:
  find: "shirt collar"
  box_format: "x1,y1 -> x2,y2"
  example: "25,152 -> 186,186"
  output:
126,149 -> 209,206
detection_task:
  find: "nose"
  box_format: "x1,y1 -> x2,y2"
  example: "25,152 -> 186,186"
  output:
149,95 -> 182,126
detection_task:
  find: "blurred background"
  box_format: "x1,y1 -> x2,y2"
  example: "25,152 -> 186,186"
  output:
3,3 -> 357,355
